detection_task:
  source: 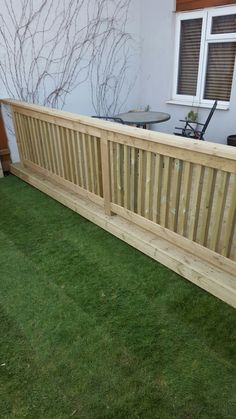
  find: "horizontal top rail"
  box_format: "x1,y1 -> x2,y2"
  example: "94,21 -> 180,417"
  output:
2,98 -> 236,171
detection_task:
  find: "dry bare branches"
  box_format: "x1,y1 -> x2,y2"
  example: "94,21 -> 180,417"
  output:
0,0 -> 135,114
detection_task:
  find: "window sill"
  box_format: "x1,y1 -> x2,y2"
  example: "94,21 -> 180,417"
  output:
166,100 -> 229,111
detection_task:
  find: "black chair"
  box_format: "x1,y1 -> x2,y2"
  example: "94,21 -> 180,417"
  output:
174,100 -> 218,140
91,116 -> 125,124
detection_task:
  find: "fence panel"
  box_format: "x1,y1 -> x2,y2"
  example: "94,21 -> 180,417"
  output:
108,141 -> 236,262
13,111 -> 103,202
2,99 -> 236,269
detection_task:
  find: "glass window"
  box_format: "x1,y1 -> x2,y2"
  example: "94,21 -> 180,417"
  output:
177,19 -> 202,95
174,7 -> 236,105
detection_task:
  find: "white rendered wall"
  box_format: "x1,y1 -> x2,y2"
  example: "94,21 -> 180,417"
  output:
139,0 -> 236,144
2,0 -> 235,159
0,0 -> 141,161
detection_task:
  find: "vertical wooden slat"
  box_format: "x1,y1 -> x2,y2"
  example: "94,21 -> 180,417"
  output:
94,137 -> 102,196
177,161 -> 192,236
48,123 -> 60,176
152,154 -> 162,224
116,143 -> 122,206
144,151 -> 152,220
21,115 -> 33,161
228,211 -> 236,260
109,141 -> 116,203
123,145 -> 130,209
160,156 -> 171,227
14,113 -> 27,161
209,171 -> 229,252
93,137 -> 100,195
32,117 -> 44,166
63,128 -> 73,182
130,147 -> 136,212
70,130 -> 80,186
69,129 -> 78,184
168,159 -> 182,232
36,119 -> 48,171
48,122 -> 58,174
203,169 -> 217,247
27,117 -> 39,165
54,124 -> 65,179
219,174 -> 236,257
186,164 -> 203,241
195,167 -> 215,246
77,132 -> 85,188
101,131 -> 112,215
82,133 -> 91,191
41,120 -> 52,172
59,127 -> 68,180
137,149 -> 145,215
33,118 -> 45,168
88,135 -> 95,194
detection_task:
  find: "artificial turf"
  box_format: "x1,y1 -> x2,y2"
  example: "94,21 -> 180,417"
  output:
0,174 -> 236,418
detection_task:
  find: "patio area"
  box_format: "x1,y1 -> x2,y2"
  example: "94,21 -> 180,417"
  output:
1,174 -> 236,418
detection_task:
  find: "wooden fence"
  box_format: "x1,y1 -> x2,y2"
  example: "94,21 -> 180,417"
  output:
2,99 -> 236,306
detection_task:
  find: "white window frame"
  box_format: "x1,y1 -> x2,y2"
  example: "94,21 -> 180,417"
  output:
172,5 -> 236,109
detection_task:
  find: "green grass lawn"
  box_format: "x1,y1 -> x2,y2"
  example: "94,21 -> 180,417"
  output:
0,174 -> 236,419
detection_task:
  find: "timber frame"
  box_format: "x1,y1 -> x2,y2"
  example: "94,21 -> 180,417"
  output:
2,99 -> 236,308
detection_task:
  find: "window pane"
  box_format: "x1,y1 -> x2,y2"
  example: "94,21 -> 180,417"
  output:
204,42 -> 236,101
212,14 -> 236,34
177,18 -> 202,96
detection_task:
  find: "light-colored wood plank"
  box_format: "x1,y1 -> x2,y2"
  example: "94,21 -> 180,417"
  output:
137,149 -> 145,216
160,156 -> 171,227
29,117 -> 41,166
152,154 -> 162,224
87,135 -> 94,193
94,137 -> 102,196
168,159 -> 182,232
70,129 -> 80,186
81,132 -> 90,191
177,161 -> 192,237
52,123 -> 65,179
209,171 -> 229,253
21,115 -> 32,161
123,145 -> 130,209
144,151 -> 152,220
130,147 -> 136,212
32,117 -> 45,168
109,141 -> 115,203
186,164 -> 203,241
49,123 -> 60,176
14,113 -> 27,160
116,143 -> 122,206
221,174 -> 236,258
77,132 -> 85,189
195,167 -> 215,246
101,132 -> 112,216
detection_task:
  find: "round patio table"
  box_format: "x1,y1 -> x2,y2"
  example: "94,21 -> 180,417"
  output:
115,111 -> 171,129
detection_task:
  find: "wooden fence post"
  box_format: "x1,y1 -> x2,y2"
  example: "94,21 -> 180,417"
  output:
101,130 -> 112,216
